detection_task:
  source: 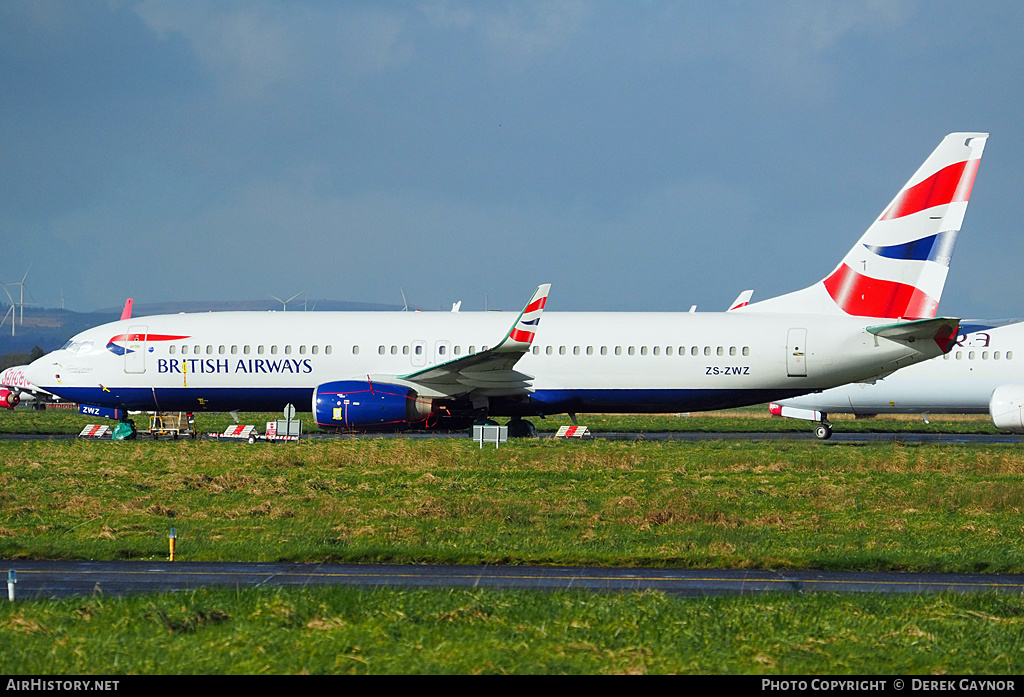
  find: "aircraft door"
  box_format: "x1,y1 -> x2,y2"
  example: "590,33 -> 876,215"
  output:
787,328 -> 807,377
124,325 -> 148,374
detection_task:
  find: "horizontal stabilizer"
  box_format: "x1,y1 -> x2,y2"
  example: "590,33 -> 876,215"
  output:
866,316 -> 960,351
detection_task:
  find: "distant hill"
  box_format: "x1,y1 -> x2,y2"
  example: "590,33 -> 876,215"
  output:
0,299 -> 403,355
94,299 -> 402,315
0,307 -> 120,354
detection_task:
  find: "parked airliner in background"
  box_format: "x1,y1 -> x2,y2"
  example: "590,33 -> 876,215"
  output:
771,318 -> 1024,438
0,364 -> 54,409
22,133 -> 987,437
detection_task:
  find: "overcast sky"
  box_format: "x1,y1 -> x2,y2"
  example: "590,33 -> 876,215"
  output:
2,1 -> 1023,317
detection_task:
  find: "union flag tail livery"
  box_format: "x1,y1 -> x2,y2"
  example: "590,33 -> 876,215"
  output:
23,133 -> 988,436
740,133 -> 987,318
497,284 -> 550,352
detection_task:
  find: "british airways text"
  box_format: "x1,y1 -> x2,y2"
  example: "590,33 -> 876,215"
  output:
157,359 -> 313,374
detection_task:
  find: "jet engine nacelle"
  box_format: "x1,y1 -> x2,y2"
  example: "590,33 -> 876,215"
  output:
313,380 -> 432,430
989,385 -> 1024,432
0,389 -> 19,410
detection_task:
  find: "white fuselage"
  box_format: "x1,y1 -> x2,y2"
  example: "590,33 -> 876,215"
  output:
25,309 -> 949,418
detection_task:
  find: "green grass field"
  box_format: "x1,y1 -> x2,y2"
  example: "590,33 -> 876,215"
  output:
4,586 -> 1023,675
1,409 -> 1022,674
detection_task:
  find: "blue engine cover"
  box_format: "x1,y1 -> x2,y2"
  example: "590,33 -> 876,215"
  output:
313,380 -> 417,429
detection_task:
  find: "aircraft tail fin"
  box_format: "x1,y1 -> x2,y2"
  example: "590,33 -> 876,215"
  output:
120,298 -> 133,321
727,290 -> 753,311
739,133 -> 987,319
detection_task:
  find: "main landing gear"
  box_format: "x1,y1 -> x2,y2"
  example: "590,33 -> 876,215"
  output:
506,417 -> 538,438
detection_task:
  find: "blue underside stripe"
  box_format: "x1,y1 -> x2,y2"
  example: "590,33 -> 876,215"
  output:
43,386 -> 808,416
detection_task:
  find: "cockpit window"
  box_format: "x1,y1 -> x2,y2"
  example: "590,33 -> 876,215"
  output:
61,340 -> 94,354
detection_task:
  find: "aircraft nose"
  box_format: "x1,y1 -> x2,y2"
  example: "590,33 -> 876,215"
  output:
23,355 -> 52,388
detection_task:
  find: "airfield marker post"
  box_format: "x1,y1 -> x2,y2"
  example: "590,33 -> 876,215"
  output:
7,570 -> 15,601
169,528 -> 176,561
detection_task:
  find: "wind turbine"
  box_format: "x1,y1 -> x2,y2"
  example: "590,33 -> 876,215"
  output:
4,267 -> 34,325
268,291 -> 303,311
0,284 -> 14,336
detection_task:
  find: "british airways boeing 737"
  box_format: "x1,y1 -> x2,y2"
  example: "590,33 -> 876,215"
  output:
22,133 -> 988,437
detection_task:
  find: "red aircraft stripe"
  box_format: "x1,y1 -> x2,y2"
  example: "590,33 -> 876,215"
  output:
880,159 -> 979,221
108,333 -> 191,343
823,264 -> 937,319
524,296 -> 547,313
510,328 -> 535,343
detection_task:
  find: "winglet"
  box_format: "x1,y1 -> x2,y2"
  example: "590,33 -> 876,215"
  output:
494,284 -> 551,353
120,298 -> 134,321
